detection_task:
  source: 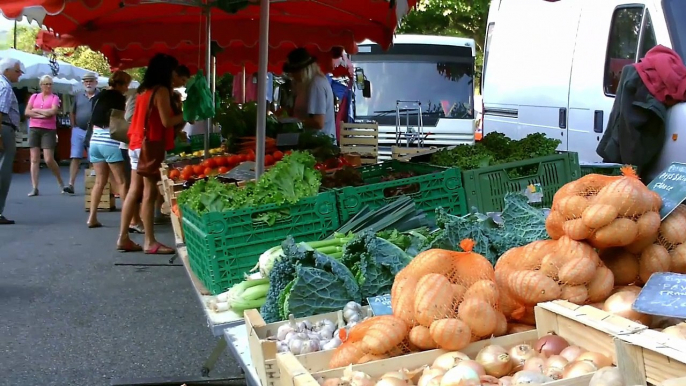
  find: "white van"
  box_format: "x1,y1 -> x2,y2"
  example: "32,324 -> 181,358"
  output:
481,0 -> 686,181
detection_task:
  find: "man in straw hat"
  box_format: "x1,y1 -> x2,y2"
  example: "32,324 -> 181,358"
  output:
64,71 -> 99,195
0,57 -> 25,224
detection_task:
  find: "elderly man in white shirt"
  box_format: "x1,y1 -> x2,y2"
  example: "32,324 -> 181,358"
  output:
0,57 -> 25,224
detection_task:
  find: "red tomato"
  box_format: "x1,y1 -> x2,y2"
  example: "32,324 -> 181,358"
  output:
285,150 -> 293,156
246,152 -> 256,162
192,165 -> 204,175
214,156 -> 226,167
169,169 -> 181,180
264,155 -> 274,166
198,174 -> 206,179
181,171 -> 193,180
204,167 -> 214,176
273,151 -> 284,161
182,165 -> 194,175
205,158 -> 217,169
218,166 -> 229,174
236,154 -> 247,163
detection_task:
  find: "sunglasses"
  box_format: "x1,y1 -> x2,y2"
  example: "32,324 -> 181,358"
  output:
42,83 -> 53,86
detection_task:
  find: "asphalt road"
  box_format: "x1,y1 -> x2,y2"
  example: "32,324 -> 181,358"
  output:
0,167 -> 241,386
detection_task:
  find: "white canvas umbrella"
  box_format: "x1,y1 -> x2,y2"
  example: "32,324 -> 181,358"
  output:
0,48 -> 92,81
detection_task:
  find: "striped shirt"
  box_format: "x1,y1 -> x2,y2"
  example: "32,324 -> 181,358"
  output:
90,126 -> 121,147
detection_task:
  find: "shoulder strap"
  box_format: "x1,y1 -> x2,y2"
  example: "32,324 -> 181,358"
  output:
143,87 -> 161,138
87,95 -> 100,129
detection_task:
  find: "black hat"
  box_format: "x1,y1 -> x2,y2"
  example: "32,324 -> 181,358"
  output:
283,48 -> 317,73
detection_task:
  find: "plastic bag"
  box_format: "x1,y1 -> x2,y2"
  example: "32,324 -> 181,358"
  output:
183,70 -> 215,122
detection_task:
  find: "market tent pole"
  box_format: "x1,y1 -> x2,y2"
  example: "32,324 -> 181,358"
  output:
255,0 -> 269,178
204,5 -> 212,160
242,66 -> 246,102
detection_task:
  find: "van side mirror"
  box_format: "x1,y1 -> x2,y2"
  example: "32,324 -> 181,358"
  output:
363,80 -> 371,98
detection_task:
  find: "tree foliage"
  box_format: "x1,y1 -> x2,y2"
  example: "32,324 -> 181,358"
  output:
398,0 -> 490,89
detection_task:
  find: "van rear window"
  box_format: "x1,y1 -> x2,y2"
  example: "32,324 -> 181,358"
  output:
664,0 -> 686,62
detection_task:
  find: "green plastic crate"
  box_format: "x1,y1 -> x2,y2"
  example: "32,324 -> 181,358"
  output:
461,152 -> 582,213
190,133 -> 221,151
580,163 -> 629,176
181,191 -> 340,294
335,160 -> 468,223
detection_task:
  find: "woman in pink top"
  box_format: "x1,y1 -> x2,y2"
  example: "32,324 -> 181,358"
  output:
24,74 -> 65,196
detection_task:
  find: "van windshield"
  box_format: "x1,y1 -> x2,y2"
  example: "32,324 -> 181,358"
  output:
664,0 -> 686,61
353,59 -> 474,126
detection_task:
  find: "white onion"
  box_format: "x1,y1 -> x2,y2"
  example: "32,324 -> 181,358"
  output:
453,360 -> 485,377
376,378 -> 409,386
562,360 -> 597,378
431,352 -> 470,371
418,372 -> 442,386
475,345 -> 513,378
511,370 -> 553,384
577,352 -> 612,369
603,291 -> 652,325
498,376 -> 513,386
522,357 -> 546,374
381,372 -> 410,382
440,366 -> 480,386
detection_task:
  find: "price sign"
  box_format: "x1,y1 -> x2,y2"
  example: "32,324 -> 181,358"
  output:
647,162 -> 686,220
367,294 -> 392,316
633,272 -> 686,319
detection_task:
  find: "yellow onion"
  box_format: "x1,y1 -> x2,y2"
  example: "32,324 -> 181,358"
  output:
577,352 -> 612,369
431,352 -> 470,371
610,285 -> 642,295
603,291 -> 652,325
509,343 -> 537,371
559,345 -> 586,362
534,333 -> 570,357
479,375 -> 499,385
544,355 -> 568,380
522,356 -> 546,374
562,360 -> 597,378
475,345 -> 513,377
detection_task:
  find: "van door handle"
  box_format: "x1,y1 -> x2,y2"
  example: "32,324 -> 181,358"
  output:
559,108 -> 567,129
594,110 -> 604,133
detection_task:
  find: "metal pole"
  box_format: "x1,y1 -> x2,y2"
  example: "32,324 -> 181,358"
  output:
241,66 -> 246,103
13,20 -> 17,49
255,0 -> 270,178
204,7 -> 212,160
212,55 -> 216,105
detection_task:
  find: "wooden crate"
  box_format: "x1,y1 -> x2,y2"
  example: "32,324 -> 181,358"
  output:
84,169 -> 116,212
275,300 -> 629,386
391,146 -> 439,161
339,122 -> 378,165
245,309 -> 349,386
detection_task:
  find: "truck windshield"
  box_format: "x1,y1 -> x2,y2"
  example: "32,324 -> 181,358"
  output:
353,59 -> 474,126
664,0 -> 686,61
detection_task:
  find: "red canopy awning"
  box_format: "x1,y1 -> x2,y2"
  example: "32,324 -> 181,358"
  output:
24,0 -> 413,55
0,0 -> 65,19
37,30 -> 352,75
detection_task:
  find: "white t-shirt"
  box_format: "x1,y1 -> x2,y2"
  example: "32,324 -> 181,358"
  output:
183,120 -> 207,137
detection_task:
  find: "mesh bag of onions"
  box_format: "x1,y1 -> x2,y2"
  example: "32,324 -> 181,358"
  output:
601,204 -> 686,286
545,167 -> 662,249
329,240 -> 503,368
495,237 -> 615,323
393,240 -> 504,349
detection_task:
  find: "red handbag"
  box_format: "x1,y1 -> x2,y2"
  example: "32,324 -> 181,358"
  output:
136,88 -> 166,179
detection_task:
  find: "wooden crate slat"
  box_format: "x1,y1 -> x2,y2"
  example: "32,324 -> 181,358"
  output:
340,123 -> 379,130
83,168 -> 115,211
339,137 -> 378,146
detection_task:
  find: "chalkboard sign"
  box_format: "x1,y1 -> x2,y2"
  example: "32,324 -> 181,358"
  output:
367,294 -> 392,316
633,272 -> 686,318
647,162 -> 686,220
